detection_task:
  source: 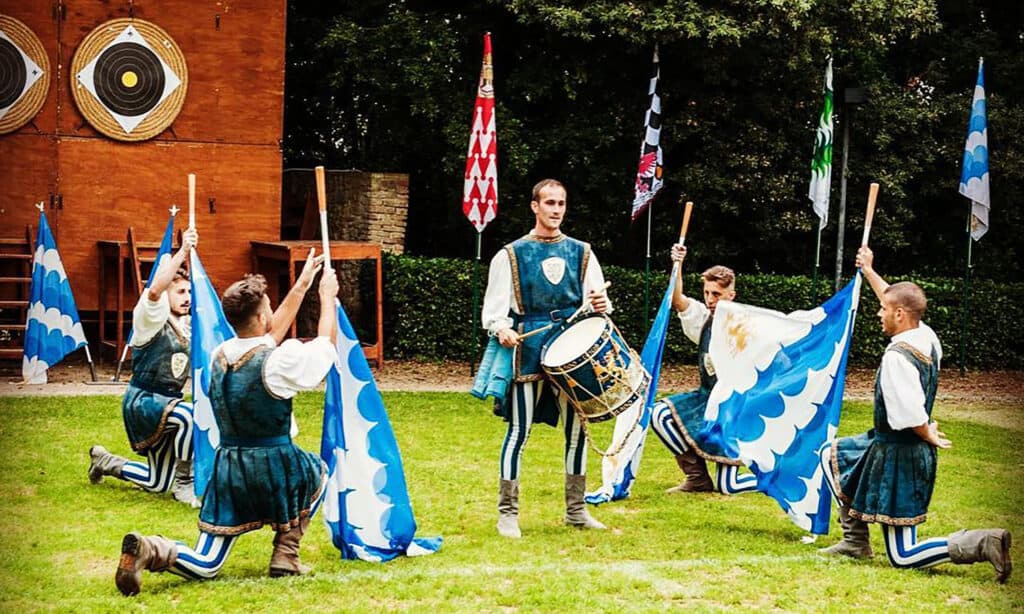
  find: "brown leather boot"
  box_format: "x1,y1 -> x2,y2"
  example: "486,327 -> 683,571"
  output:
115,532 -> 178,596
819,505 -> 873,559
269,517 -> 313,577
948,529 -> 1012,583
497,479 -> 521,539
665,449 -> 714,493
89,445 -> 127,484
564,474 -> 606,530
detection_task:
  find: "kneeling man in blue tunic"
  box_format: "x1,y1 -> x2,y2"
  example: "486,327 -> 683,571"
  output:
482,179 -> 611,538
820,246 -> 1011,583
649,244 -> 757,496
115,253 -> 339,596
89,227 -> 201,507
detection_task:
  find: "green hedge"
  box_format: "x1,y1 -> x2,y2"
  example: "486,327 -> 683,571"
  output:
382,254 -> 1024,370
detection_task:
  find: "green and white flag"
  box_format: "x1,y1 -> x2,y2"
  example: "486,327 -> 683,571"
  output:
809,58 -> 833,229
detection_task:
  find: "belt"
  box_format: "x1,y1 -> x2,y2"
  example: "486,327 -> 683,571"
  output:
219,435 -> 291,447
517,306 -> 578,324
875,430 -> 922,444
128,378 -> 184,399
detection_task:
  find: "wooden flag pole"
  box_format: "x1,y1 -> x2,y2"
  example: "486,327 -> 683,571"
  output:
315,166 -> 331,269
861,182 -> 879,246
188,173 -> 196,231
678,200 -> 693,246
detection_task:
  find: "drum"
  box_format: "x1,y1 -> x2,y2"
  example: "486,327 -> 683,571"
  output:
540,313 -> 650,422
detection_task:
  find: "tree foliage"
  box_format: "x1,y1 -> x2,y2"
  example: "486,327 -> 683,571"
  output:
285,0 -> 1023,280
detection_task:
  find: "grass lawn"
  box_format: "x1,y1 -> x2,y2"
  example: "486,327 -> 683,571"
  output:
0,392 -> 1021,612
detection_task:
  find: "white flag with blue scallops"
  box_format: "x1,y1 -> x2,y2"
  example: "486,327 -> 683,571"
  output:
702,275 -> 861,534
189,250 -> 236,497
22,212 -> 88,384
587,270 -> 676,504
321,303 -> 441,562
959,58 -> 990,240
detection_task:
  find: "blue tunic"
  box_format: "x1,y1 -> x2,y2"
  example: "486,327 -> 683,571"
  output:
660,317 -> 740,465
122,320 -> 190,452
495,234 -> 590,427
198,346 -> 326,535
831,343 -> 939,525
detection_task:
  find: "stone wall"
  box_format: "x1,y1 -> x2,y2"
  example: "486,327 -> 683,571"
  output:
327,171 -> 408,254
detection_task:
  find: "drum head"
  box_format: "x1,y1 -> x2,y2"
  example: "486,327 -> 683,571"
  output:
541,315 -> 606,367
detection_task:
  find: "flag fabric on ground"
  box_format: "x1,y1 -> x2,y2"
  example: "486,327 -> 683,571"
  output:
188,250 -> 236,497
959,58 -> 990,241
586,270 -> 677,504
321,302 -> 441,562
631,46 -> 664,221
22,211 -> 88,384
462,32 -> 498,233
808,57 -> 834,228
701,275 -> 861,534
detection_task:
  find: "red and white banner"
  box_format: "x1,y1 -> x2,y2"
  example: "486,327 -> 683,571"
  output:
462,33 -> 498,233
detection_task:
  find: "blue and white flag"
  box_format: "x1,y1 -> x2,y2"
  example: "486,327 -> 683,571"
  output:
23,212 -> 88,384
124,213 -> 176,347
189,250 -> 235,497
959,58 -> 990,240
587,268 -> 677,504
321,302 -> 441,562
702,275 -> 861,534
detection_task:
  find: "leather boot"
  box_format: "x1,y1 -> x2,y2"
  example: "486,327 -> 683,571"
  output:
564,474 -> 606,530
88,445 -> 127,484
497,479 -> 521,539
269,516 -> 313,577
665,449 -> 714,493
819,505 -> 873,559
115,532 -> 178,596
948,528 -> 1012,583
170,460 -> 200,508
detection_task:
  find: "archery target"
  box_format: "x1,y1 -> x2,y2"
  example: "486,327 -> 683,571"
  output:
72,19 -> 187,141
0,15 -> 49,134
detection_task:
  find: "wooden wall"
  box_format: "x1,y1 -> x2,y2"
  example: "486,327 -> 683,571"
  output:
0,0 -> 285,311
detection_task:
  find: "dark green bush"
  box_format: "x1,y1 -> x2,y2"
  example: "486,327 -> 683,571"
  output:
382,254 -> 1024,370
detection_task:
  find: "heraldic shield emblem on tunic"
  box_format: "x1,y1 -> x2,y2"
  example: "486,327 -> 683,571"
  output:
171,352 -> 188,379
541,257 -> 566,285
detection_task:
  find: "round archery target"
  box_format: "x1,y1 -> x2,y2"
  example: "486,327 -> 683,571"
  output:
0,15 -> 50,135
71,18 -> 187,141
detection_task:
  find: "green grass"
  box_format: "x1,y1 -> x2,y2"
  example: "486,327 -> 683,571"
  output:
0,392 -> 1021,613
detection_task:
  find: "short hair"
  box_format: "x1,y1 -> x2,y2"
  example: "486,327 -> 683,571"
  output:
221,274 -> 268,330
884,281 -> 927,320
172,266 -> 189,282
531,179 -> 565,202
702,265 -> 735,288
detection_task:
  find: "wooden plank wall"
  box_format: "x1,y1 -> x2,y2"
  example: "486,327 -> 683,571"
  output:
0,0 -> 286,310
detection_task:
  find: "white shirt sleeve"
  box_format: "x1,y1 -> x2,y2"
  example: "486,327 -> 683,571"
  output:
263,336 -> 337,399
583,252 -> 613,314
676,298 -> 709,345
131,293 -> 170,346
482,249 -> 516,334
881,350 -> 930,431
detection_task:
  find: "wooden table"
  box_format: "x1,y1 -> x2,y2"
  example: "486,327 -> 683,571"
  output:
96,240 -> 131,360
250,240 -> 384,366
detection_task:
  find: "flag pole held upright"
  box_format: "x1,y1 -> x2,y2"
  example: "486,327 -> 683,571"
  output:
315,165 -> 332,268
861,183 -> 879,246
188,173 -> 196,231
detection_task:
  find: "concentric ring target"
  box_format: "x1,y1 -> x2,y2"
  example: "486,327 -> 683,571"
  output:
71,18 -> 188,141
0,14 -> 50,135
94,42 -> 165,116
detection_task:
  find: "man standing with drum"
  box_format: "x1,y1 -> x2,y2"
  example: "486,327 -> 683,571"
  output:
482,178 -> 610,538
649,245 -> 758,496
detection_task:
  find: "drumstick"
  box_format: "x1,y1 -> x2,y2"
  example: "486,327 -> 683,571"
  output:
315,165 -> 331,270
187,173 -> 196,231
516,281 -> 612,341
861,182 -> 879,246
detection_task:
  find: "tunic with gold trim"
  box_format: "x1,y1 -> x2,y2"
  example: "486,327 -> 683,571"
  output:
122,294 -> 190,453
830,323 -> 942,526
198,336 -> 334,535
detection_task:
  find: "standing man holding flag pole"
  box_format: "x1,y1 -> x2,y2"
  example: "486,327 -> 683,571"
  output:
463,32 -> 498,369
809,57 -> 834,302
632,44 -> 665,326
957,57 -> 990,376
